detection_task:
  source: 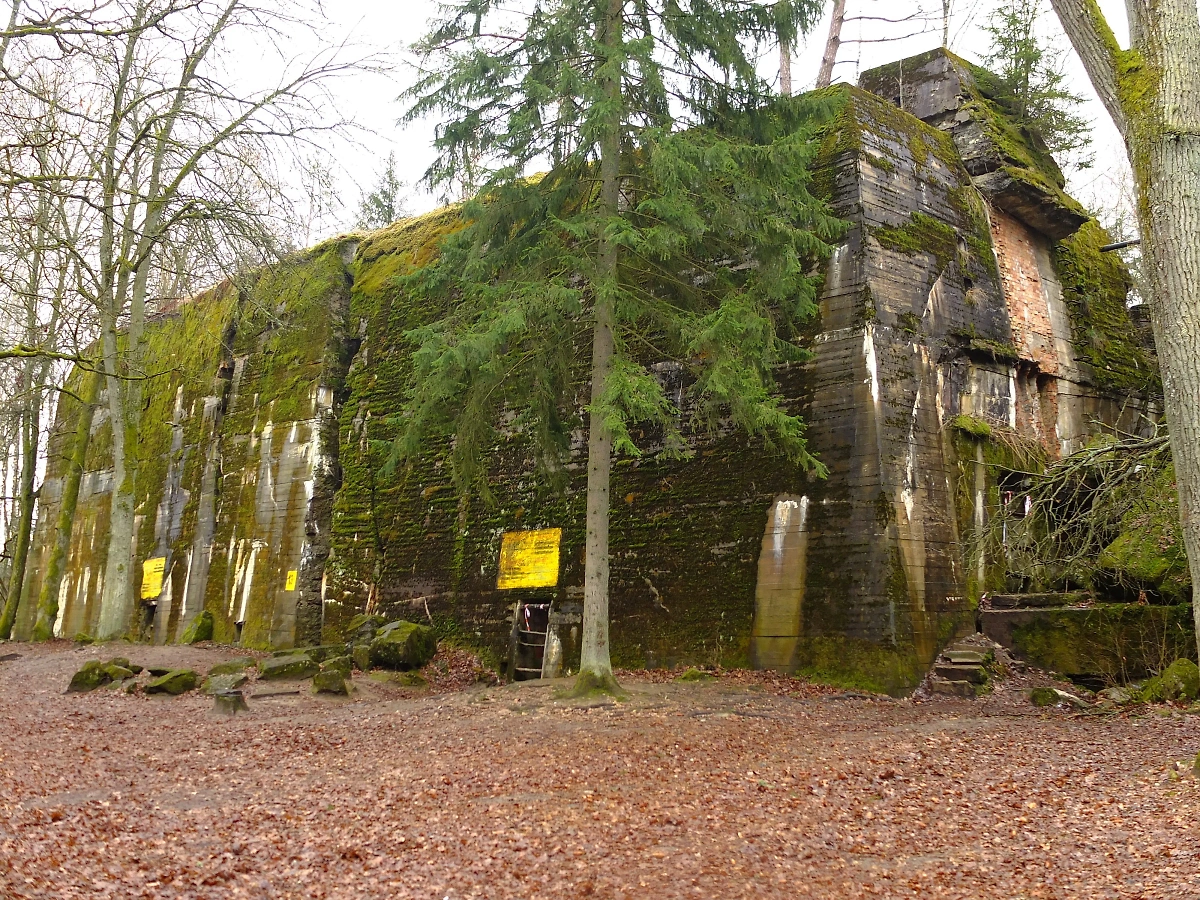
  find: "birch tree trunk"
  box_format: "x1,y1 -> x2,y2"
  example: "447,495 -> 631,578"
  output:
574,0 -> 623,695
815,0 -> 847,89
1049,0 -> 1200,657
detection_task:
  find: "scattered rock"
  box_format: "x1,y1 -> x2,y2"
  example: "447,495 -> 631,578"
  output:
146,666 -> 172,677
1141,658 -> 1200,703
106,657 -> 143,674
1031,687 -> 1089,709
342,613 -> 388,643
675,668 -> 716,682
351,644 -> 372,672
102,664 -> 135,682
72,633 -> 95,645
1097,686 -> 1136,705
321,656 -> 353,678
270,644 -> 347,664
369,621 -> 436,670
145,669 -> 199,695
208,657 -> 258,677
312,670 -> 351,695
203,672 -> 249,695
179,610 -> 215,644
67,660 -> 111,692
213,691 -> 248,715
257,655 -> 319,681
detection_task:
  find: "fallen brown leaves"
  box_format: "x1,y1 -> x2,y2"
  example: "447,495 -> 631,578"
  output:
0,642 -> 1198,899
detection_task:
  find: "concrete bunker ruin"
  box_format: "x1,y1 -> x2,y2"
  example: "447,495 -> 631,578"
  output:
16,50 -> 1157,692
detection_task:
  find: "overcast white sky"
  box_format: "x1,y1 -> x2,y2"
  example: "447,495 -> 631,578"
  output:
313,0 -> 1134,236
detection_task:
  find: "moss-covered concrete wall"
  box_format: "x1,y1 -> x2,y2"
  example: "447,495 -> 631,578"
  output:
18,240 -> 357,648
18,50 -> 1154,694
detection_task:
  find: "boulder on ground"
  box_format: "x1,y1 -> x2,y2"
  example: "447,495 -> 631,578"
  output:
312,670 -> 351,695
67,660 -> 110,692
208,656 -> 258,677
146,666 -> 172,677
72,633 -> 95,645
675,668 -> 715,682
179,610 -> 214,644
213,691 -> 248,715
1030,686 -> 1089,709
351,643 -> 372,672
101,663 -> 135,682
270,644 -> 347,664
1141,658 -> 1200,703
203,672 -> 249,695
1097,686 -> 1137,705
145,669 -> 198,695
369,621 -> 436,670
342,614 -> 388,643
107,657 -> 143,674
258,655 -> 319,680
321,656 -> 353,678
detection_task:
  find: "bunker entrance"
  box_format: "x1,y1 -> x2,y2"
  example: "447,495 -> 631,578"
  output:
506,599 -> 583,682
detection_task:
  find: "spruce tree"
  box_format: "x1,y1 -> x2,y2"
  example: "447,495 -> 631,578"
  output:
982,0 -> 1092,164
357,152 -> 406,229
399,0 -> 842,695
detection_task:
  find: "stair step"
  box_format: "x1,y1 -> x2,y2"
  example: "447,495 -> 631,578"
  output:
942,650 -> 989,665
929,677 -> 976,698
934,663 -> 987,684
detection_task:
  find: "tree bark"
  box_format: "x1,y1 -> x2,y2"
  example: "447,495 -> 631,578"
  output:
779,36 -> 792,95
1049,0 -> 1200,657
33,369 -> 99,641
574,0 -> 623,696
815,0 -> 847,89
0,378 -> 38,639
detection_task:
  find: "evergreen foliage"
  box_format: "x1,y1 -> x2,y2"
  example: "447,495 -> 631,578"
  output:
397,0 -> 843,685
982,0 -> 1092,165
356,152 -> 406,230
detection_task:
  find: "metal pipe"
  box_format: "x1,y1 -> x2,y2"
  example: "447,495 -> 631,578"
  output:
1099,238 -> 1141,252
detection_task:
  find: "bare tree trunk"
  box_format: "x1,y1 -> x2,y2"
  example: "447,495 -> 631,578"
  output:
0,378 -> 37,639
943,0 -> 951,47
816,0 -> 847,89
573,0 -> 623,696
1049,0 -> 1200,658
33,369 -> 99,641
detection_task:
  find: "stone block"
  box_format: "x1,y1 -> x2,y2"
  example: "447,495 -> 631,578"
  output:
369,621 -> 436,671
145,669 -> 198,695
204,672 -> 249,695
934,663 -> 987,683
258,655 -> 319,680
312,670 -> 350,695
208,657 -> 258,676
179,610 -> 214,644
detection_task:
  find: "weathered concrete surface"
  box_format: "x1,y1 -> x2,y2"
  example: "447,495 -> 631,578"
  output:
17,51 -> 1153,692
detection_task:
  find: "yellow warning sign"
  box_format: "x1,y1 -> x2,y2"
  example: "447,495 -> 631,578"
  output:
285,570 -> 298,591
141,557 -> 166,599
496,528 -> 562,590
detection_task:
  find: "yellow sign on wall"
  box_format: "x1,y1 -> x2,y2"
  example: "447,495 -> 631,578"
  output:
496,528 -> 562,590
285,570 -> 298,591
141,557 -> 166,599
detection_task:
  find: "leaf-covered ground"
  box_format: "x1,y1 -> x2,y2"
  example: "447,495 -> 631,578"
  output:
1,641 -> 1198,899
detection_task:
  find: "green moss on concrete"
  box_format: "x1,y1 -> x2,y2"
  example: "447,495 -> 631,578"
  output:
871,212 -> 958,269
793,636 -> 930,696
1010,603 -> 1195,680
1052,220 -> 1157,394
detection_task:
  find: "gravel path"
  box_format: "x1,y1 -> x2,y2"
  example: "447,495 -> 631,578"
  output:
1,641 -> 1198,899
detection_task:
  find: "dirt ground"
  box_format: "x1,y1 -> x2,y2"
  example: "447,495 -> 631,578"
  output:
1,641 -> 1198,899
